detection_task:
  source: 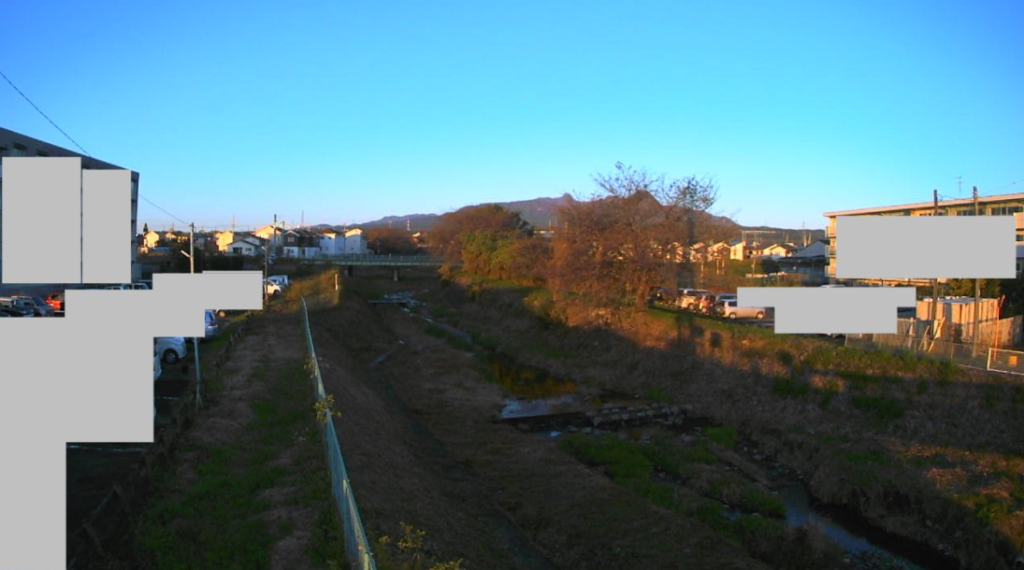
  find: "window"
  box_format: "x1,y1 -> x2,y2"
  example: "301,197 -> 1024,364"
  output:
957,210 -> 975,216
1017,234 -> 1023,242
991,205 -> 1024,216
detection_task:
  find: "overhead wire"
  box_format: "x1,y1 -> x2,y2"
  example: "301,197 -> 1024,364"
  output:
1,67 -> 191,226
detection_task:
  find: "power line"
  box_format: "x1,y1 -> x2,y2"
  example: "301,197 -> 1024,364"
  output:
0,67 -> 195,230
138,193 -> 188,225
0,67 -> 91,157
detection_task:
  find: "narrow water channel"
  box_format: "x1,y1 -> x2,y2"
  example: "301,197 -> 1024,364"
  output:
491,351 -> 961,570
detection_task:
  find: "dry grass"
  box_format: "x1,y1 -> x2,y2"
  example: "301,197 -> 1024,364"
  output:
438,275 -> 1024,570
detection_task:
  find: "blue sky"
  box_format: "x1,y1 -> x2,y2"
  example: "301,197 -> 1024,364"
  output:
3,1 -> 1023,231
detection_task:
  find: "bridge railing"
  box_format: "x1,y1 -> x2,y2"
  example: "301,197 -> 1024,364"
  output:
306,254 -> 443,265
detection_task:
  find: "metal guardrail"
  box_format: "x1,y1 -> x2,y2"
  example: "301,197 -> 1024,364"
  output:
300,298 -> 377,570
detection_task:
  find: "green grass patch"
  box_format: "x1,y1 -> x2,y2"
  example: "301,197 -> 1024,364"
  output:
771,375 -> 810,399
850,394 -> 906,422
137,356 -> 345,569
704,426 -> 738,450
559,434 -> 653,484
643,387 -> 672,404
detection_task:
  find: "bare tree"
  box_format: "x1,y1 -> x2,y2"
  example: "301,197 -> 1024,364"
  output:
551,163 -> 718,309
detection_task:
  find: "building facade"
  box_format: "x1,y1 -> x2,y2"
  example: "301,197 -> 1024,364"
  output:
824,192 -> 1024,283
0,127 -> 140,287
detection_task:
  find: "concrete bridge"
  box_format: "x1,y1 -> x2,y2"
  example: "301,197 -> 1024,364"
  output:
307,255 -> 443,280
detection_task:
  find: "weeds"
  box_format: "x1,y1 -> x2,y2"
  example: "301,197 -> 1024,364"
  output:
373,523 -> 465,570
137,358 -> 345,569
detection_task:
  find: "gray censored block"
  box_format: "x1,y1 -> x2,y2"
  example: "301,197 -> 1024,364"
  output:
836,216 -> 1017,279
83,169 -> 131,283
2,157 -> 82,283
738,287 -> 917,334
0,271 -> 264,570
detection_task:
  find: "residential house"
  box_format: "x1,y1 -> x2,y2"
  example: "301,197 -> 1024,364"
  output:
318,228 -> 345,257
344,228 -> 369,254
758,243 -> 797,259
728,240 -> 759,261
253,224 -> 286,249
143,230 -> 161,250
706,241 -> 730,260
824,191 -> 1024,283
283,229 -> 321,258
227,236 -> 263,257
778,240 -> 829,282
216,231 -> 236,253
686,242 -> 707,263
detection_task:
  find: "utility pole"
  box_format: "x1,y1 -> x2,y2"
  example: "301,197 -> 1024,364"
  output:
973,186 -> 981,351
190,221 -> 202,410
930,190 -> 939,340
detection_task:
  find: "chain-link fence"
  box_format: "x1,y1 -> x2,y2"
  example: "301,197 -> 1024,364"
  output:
845,323 -> 1024,376
301,298 -> 377,570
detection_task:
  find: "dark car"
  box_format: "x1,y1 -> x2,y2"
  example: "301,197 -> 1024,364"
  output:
0,306 -> 32,317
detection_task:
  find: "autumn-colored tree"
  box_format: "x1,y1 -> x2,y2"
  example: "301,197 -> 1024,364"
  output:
430,204 -> 534,278
550,163 -> 718,309
366,227 -> 419,255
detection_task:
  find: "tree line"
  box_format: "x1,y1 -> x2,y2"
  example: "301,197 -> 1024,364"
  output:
428,162 -> 1024,321
430,162 -> 722,313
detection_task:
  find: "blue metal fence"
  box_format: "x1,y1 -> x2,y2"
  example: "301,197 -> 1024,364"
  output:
301,298 -> 377,570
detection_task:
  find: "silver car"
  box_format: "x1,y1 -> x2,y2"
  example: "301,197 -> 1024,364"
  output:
719,300 -> 766,320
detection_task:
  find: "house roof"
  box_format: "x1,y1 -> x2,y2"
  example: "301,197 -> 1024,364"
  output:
824,191 -> 1024,217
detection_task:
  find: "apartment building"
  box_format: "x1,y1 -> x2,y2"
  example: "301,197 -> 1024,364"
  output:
823,192 -> 1024,283
0,127 -> 141,288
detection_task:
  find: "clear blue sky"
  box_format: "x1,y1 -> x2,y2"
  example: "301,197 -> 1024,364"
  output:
3,1 -> 1023,232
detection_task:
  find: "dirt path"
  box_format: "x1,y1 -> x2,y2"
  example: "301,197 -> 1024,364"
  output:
310,276 -> 770,570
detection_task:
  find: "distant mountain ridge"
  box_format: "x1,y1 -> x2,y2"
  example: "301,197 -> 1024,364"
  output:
355,194 -> 825,244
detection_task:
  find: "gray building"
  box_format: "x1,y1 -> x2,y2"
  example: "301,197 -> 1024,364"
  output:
0,126 -> 140,292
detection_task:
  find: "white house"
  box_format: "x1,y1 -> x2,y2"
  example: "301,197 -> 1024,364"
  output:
344,228 -> 369,254
318,229 -> 345,257
227,236 -> 262,256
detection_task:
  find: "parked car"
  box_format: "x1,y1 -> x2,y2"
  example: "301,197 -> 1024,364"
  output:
188,310 -> 220,344
0,311 -> 9,317
12,296 -> 54,317
265,279 -> 283,297
45,293 -> 64,312
692,292 -> 717,315
267,275 -> 290,289
156,337 -> 188,364
718,300 -> 766,320
678,289 -> 710,310
647,286 -> 676,306
154,342 -> 162,381
0,298 -> 36,317
103,283 -> 149,290
714,293 -> 738,304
